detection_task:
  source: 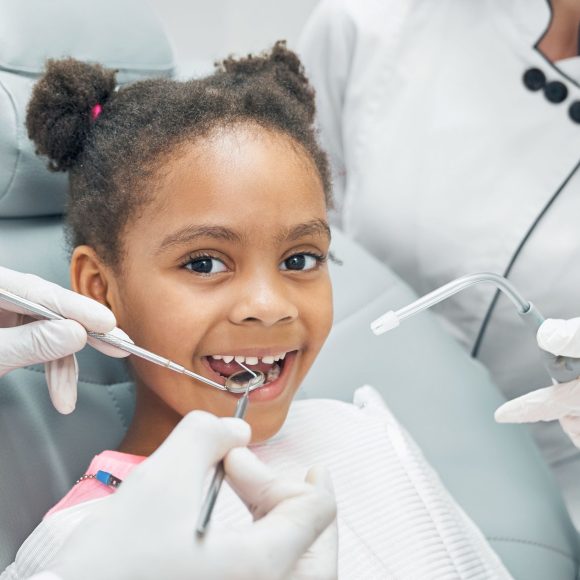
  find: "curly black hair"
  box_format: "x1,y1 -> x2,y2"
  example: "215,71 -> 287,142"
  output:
26,41 -> 331,267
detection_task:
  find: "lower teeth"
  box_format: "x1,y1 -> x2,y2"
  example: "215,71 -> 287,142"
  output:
266,363 -> 281,382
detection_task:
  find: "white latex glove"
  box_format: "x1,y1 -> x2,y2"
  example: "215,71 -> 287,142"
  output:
495,318 -> 580,447
47,411 -> 337,580
225,447 -> 338,580
0,266 -> 128,414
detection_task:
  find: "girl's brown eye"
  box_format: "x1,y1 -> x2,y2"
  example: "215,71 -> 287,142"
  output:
280,253 -> 322,271
185,256 -> 227,274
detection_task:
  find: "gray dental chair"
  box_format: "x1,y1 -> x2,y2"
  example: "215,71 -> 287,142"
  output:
1,1 -> 579,578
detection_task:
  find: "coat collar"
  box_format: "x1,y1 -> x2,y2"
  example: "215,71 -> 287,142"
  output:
497,0 -> 580,84
499,0 -> 551,44
558,56 -> 580,83
488,0 -> 552,46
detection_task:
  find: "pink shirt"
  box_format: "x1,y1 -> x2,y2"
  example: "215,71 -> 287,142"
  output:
45,450 -> 145,518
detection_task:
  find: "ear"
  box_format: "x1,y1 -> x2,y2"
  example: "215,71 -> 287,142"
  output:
70,246 -> 118,312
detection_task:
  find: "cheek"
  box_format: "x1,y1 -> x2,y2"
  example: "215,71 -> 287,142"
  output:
307,277 -> 333,345
107,273 -> 239,416
110,276 -> 211,362
294,276 -> 333,378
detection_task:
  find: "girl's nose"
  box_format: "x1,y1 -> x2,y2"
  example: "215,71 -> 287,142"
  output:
229,275 -> 299,327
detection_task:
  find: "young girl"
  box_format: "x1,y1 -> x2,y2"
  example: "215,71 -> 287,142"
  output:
3,43 -> 511,579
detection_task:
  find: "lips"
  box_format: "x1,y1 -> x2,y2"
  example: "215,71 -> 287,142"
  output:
247,350 -> 297,402
200,350 -> 298,402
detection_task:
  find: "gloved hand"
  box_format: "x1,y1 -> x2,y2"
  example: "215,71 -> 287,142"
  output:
0,266 -> 128,414
495,317 -> 580,447
226,447 -> 338,580
48,412 -> 338,580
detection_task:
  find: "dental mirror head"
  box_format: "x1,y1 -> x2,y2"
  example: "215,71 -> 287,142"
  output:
224,370 -> 266,393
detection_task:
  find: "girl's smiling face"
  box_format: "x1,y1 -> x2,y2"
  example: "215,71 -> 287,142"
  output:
72,123 -> 333,449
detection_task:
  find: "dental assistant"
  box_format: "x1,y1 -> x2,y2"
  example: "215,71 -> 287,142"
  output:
0,266 -> 337,580
299,0 -> 580,497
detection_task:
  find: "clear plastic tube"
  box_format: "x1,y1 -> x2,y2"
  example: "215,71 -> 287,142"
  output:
371,272 -> 543,336
395,272 -> 531,322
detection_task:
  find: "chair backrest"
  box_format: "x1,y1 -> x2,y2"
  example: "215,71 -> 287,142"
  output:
0,2 -> 579,577
0,0 -> 173,565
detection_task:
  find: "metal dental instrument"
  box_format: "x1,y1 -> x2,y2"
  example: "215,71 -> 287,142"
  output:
1,286 -> 268,531
224,368 -> 265,393
0,287 -> 267,393
370,272 -> 580,383
196,361 -> 257,535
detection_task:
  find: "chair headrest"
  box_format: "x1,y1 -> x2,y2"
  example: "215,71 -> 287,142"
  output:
0,0 -> 175,218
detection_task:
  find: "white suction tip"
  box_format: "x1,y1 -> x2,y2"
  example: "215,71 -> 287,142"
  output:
370,311 -> 400,335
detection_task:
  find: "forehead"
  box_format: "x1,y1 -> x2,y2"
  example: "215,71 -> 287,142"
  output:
139,124 -> 327,243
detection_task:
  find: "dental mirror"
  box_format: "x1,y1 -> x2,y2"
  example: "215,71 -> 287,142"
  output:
224,369 -> 266,393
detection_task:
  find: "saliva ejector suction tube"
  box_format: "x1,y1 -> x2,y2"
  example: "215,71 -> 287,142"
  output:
370,272 -> 580,384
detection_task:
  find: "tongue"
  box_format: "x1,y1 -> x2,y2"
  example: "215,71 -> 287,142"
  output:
207,358 -> 277,377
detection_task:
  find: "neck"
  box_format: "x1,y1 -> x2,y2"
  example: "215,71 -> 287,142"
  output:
538,0 -> 580,61
118,382 -> 181,457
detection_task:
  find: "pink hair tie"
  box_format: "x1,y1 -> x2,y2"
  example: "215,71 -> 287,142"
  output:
90,103 -> 103,121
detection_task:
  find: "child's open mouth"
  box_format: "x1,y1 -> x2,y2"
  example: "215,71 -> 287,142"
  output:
200,350 -> 297,401
204,352 -> 288,384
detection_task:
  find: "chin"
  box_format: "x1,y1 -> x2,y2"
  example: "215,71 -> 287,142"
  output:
246,403 -> 292,443
250,425 -> 283,444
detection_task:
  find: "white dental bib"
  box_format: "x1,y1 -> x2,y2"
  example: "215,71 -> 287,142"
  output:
214,386 -> 511,578
1,387 -> 511,579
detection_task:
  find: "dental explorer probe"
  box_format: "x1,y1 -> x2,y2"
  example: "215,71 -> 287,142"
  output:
370,272 -> 580,384
0,287 -> 267,393
196,361 -> 256,536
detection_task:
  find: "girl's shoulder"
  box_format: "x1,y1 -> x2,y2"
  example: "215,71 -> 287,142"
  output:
3,499 -> 105,580
45,450 -> 145,519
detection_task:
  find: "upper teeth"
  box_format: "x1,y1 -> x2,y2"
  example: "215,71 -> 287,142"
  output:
210,352 -> 288,365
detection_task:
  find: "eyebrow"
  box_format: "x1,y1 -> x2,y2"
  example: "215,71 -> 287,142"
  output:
278,219 -> 332,243
157,225 -> 244,253
157,218 -> 331,253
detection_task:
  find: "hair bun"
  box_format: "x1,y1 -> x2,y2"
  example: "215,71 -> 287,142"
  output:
220,40 -> 316,124
26,58 -> 116,172
269,41 -> 315,123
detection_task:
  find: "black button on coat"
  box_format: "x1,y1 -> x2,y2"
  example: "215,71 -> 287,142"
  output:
544,80 -> 568,103
523,67 -> 546,91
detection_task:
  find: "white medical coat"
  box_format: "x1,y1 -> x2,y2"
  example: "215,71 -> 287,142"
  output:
299,0 -> 580,496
